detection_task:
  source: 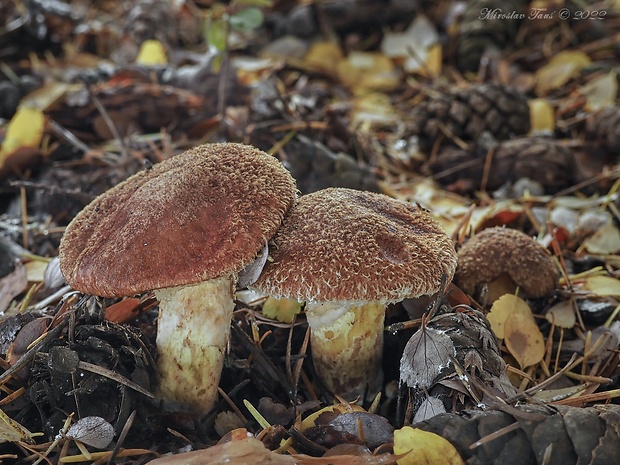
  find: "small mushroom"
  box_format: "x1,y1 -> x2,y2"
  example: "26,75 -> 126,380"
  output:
59,143 -> 297,414
251,188 -> 457,398
455,226 -> 558,301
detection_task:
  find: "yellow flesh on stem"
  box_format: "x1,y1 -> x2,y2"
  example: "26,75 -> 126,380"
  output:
305,300 -> 385,399
154,275 -> 234,415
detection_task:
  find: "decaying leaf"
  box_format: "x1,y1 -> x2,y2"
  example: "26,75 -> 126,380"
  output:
400,326 -> 455,389
0,408 -> 43,444
0,261 -> 28,314
336,52 -> 400,91
303,41 -> 344,76
504,312 -> 545,369
582,70 -> 618,111
66,416 -> 115,449
413,397 -> 446,424
393,426 -> 464,465
487,294 -> 535,339
582,223 -> 620,255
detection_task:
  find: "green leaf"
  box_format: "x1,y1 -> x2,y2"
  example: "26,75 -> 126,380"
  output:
230,7 -> 264,31
204,16 -> 228,52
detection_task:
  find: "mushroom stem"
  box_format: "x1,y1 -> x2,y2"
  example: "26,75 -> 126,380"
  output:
305,300 -> 385,399
154,274 -> 235,414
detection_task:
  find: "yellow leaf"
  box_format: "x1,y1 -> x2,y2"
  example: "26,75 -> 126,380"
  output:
582,222 -> 620,255
336,52 -> 400,91
581,275 -> 620,297
487,294 -> 534,339
25,260 -> 48,283
529,98 -> 555,133
0,106 -> 45,170
394,426 -> 464,465
304,41 -> 344,76
135,40 -> 168,65
545,300 -> 576,329
261,296 -> 302,323
504,312 -> 545,369
535,51 -> 591,96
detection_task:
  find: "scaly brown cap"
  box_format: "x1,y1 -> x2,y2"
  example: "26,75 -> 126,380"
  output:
59,143 -> 297,297
456,226 -> 558,298
252,188 -> 457,303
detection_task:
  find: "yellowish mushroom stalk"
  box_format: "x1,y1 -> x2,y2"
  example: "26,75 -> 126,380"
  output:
305,300 -> 385,399
154,275 -> 235,414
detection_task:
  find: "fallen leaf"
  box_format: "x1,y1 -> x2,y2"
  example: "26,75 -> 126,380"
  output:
135,40 -> 168,65
66,416 -> 115,449
0,106 -> 45,173
529,98 -> 555,134
582,222 -> 620,255
582,70 -> 618,111
580,275 -> 620,297
535,51 -> 591,96
261,296 -> 302,323
504,312 -> 545,369
24,260 -> 49,283
487,294 -> 534,339
304,41 -> 344,76
336,52 -> 400,91
105,298 -> 142,324
400,327 -> 455,389
393,426 -> 464,465
545,300 -> 576,328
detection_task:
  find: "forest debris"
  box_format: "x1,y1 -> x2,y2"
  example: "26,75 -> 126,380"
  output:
394,426 -> 464,465
0,106 -> 45,175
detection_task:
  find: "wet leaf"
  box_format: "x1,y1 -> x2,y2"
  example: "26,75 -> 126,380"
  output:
66,416 -> 114,449
261,296 -> 302,323
328,412 -> 394,449
581,275 -> 620,297
393,426 -> 464,465
504,312 -> 545,369
535,51 -> 591,96
400,327 -> 455,389
545,300 -> 576,329
487,294 -> 534,339
135,40 -> 168,65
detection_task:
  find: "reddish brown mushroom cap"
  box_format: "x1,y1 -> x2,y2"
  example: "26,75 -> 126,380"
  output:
59,143 -> 297,297
455,226 -> 558,298
252,188 -> 457,303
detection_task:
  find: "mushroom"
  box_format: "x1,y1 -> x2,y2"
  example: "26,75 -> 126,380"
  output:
59,143 -> 297,414
251,187 -> 457,398
455,226 -> 558,302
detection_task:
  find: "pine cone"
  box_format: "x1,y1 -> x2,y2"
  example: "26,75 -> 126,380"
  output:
414,404 -> 620,465
430,137 -> 577,195
409,84 -> 530,152
585,107 -> 620,164
456,0 -> 526,72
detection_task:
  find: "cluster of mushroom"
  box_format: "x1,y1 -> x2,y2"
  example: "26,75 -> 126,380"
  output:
59,142 -> 459,415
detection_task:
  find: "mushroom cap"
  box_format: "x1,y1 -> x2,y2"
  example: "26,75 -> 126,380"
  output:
251,188 -> 458,303
59,143 -> 297,297
455,226 -> 558,298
